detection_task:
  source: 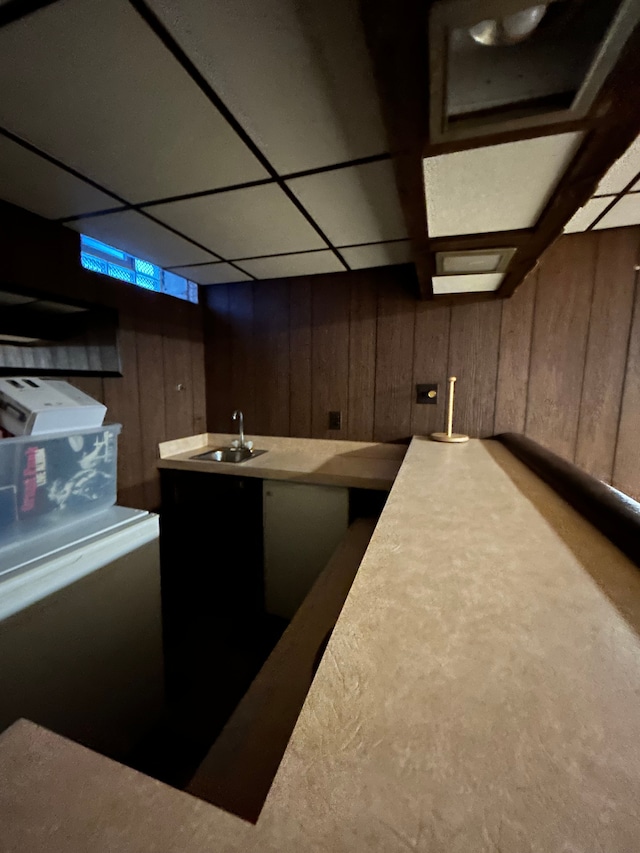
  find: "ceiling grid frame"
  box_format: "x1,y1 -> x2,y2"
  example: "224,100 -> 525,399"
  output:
0,0 -> 407,283
5,0 -> 639,292
126,0 -> 352,272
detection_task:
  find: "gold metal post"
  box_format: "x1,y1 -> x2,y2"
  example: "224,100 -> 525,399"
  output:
430,376 -> 469,443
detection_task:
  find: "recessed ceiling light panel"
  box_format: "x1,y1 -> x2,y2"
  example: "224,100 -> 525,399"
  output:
433,273 -> 504,294
424,132 -> 583,236
436,247 -> 516,274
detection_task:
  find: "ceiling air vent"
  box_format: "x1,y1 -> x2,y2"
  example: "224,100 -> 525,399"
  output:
429,0 -> 639,144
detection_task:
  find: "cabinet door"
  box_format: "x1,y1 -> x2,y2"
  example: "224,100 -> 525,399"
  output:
160,471 -> 264,626
263,481 -> 348,619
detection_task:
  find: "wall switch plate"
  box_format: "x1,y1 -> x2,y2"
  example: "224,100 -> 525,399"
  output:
416,384 -> 438,405
329,411 -> 342,430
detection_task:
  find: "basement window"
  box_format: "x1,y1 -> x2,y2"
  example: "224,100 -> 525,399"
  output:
80,235 -> 198,304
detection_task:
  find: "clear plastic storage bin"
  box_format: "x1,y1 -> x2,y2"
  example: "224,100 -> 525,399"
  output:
0,424 -> 121,548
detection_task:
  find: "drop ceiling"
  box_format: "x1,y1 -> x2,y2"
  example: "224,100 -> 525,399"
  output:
0,0 -> 639,298
563,133 -> 640,233
0,0 -> 410,285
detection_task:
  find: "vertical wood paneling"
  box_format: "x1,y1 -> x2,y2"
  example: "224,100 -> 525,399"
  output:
205,285 -> 232,432
162,298 -> 195,441
575,228 -> 639,482
135,296 -> 167,511
103,293 -> 145,509
374,274 -> 415,442
613,277 -> 640,501
411,303 -> 450,437
289,280 -> 312,437
494,270 -> 537,434
203,234 -> 640,501
348,271 -> 377,441
190,305 -> 207,435
448,300 -> 502,437
526,234 -> 596,461
311,275 -> 350,439
229,282 -> 256,431
253,281 -> 290,436
69,376 -> 105,404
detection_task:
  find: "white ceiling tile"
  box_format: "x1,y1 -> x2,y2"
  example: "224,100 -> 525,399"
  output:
432,273 -> 504,294
341,241 -> 413,270
595,134 -> 640,195
563,197 -> 612,233
169,263 -> 251,285
0,0 -> 268,204
0,134 -> 117,219
66,211 -> 217,268
151,184 -> 327,259
146,0 -> 387,173
593,194 -> 640,230
238,251 -> 343,279
287,161 -> 408,246
423,132 -> 584,236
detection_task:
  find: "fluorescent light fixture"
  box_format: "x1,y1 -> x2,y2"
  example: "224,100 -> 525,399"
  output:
433,273 -> 504,294
436,247 -> 516,274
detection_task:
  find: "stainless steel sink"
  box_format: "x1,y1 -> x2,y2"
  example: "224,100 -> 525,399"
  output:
190,447 -> 267,464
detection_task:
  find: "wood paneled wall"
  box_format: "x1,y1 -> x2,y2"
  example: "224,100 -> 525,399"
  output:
0,201 -> 206,511
205,228 -> 640,500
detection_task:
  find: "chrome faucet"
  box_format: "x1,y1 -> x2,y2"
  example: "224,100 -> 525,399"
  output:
232,410 -> 245,448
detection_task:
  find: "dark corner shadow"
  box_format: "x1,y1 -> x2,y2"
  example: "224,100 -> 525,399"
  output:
318,439 -> 410,460
484,439 -> 640,643
184,520 -> 375,824
306,441 -> 409,483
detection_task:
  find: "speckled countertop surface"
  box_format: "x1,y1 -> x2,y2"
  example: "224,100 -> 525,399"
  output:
2,437 -> 640,852
157,432 -> 406,490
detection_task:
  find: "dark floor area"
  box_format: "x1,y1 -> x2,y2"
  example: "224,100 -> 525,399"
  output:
125,611 -> 287,789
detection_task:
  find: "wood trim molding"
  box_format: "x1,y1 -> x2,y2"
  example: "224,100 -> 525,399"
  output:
496,432 -> 640,568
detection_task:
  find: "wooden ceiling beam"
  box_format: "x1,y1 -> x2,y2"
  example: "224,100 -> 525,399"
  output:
363,0 -> 640,302
362,0 -> 434,299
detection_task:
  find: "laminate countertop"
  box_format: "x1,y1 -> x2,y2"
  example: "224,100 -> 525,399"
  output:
157,432 -> 407,490
3,438 -> 640,852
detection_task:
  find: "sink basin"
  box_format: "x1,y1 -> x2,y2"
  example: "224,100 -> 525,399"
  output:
190,447 -> 267,464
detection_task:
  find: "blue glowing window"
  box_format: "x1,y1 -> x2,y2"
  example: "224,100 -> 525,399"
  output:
107,263 -> 135,283
81,235 -> 127,260
134,257 -> 159,278
80,254 -> 109,275
162,271 -> 188,300
80,235 -> 198,304
136,274 -> 160,292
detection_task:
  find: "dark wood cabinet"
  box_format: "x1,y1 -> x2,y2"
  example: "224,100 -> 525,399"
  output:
160,470 -> 264,623
159,470 -> 268,728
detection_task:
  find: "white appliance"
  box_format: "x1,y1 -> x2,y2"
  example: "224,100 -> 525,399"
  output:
0,377 -> 106,436
0,506 -> 164,760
